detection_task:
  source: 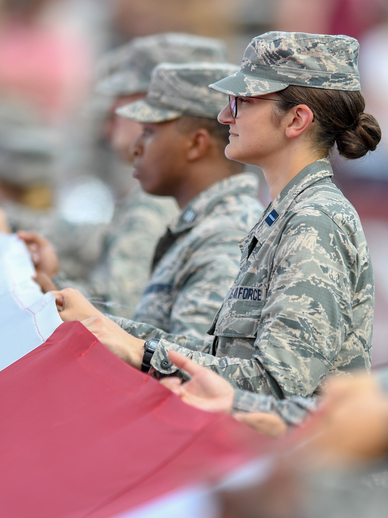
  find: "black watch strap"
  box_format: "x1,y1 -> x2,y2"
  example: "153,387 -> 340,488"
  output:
141,338 -> 160,372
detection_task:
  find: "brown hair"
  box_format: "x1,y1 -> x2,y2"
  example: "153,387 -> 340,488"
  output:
273,86 -> 381,160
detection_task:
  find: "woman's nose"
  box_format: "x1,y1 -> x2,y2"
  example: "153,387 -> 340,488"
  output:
218,103 -> 234,125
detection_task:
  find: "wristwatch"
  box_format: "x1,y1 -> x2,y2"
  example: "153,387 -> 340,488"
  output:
141,338 -> 160,372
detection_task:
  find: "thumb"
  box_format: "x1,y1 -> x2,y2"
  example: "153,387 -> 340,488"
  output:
50,290 -> 65,310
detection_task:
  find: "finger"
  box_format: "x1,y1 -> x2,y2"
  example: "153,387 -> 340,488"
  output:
50,290 -> 64,308
33,273 -> 57,293
167,350 -> 203,376
17,230 -> 36,243
17,230 -> 46,247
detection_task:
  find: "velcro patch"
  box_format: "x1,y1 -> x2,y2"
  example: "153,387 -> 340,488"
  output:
227,285 -> 262,302
265,209 -> 279,227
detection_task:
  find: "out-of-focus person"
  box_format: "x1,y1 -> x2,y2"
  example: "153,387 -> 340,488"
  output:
31,61 -> 264,339
18,33 -> 245,320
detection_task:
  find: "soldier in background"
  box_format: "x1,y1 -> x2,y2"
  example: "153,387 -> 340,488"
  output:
28,61 -> 264,339
14,33 -> 232,319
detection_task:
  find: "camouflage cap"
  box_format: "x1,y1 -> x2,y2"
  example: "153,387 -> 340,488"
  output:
116,62 -> 239,123
96,32 -> 228,96
209,31 -> 361,96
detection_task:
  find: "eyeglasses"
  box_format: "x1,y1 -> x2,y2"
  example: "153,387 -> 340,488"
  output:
228,95 -> 299,119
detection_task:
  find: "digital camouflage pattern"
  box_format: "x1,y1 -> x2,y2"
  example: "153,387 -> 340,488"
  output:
234,365 -> 388,427
0,100 -> 59,187
54,187 -> 178,318
133,173 -> 263,339
117,62 -> 239,123
232,389 -> 321,426
96,32 -> 229,97
209,31 -> 361,96
111,159 -> 374,398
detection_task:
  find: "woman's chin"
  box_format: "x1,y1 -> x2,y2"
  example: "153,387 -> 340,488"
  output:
224,144 -> 245,164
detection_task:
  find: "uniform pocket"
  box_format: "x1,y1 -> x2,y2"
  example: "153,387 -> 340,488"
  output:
214,297 -> 265,339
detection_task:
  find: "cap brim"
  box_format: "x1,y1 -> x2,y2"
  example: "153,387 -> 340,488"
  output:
209,70 -> 289,96
116,99 -> 182,123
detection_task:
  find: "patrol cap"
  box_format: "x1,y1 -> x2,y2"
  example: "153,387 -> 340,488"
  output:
96,32 -> 228,96
116,62 -> 239,123
209,31 -> 361,97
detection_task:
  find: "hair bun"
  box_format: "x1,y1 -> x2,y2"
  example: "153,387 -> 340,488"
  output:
337,113 -> 381,159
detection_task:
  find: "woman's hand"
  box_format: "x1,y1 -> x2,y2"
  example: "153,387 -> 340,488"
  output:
160,350 -> 235,414
51,288 -> 144,369
52,288 -> 103,322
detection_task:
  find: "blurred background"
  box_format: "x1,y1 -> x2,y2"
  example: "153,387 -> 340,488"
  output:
0,0 -> 387,366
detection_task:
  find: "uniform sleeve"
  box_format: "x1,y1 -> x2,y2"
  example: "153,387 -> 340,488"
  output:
167,228 -> 248,338
109,314 -> 213,353
148,210 -> 367,398
232,390 -> 321,426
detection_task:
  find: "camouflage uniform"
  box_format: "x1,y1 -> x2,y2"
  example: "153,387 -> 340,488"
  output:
232,390 -> 321,426
54,187 -> 177,318
133,173 -> 262,338
114,62 -> 266,334
57,34 -> 230,315
6,34 -> 230,316
112,159 -> 374,397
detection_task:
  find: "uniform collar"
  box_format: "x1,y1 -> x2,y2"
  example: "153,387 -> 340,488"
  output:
169,172 -> 259,233
274,158 -> 333,207
239,158 -> 333,252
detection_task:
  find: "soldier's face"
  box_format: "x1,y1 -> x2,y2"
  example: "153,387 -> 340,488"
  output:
109,93 -> 146,162
132,120 -> 189,201
218,96 -> 286,169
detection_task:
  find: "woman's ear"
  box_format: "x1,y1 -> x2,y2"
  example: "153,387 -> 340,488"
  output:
284,105 -> 314,139
186,128 -> 210,161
